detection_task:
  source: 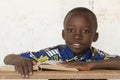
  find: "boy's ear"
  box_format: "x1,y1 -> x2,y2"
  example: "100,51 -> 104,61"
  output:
62,30 -> 65,40
93,32 -> 99,42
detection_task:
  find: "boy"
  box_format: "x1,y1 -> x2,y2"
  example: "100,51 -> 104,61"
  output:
4,7 -> 120,78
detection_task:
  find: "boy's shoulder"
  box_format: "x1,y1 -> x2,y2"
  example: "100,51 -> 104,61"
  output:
41,44 -> 66,52
92,47 -> 118,59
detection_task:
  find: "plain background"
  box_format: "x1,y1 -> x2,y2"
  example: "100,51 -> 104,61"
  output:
0,0 -> 120,66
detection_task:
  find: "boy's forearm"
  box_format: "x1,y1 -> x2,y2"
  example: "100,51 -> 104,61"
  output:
4,54 -> 25,65
91,57 -> 120,70
4,54 -> 19,65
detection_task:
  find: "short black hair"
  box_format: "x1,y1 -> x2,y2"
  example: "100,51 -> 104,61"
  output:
64,7 -> 98,31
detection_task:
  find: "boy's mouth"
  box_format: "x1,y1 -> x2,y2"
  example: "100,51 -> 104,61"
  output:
72,43 -> 83,48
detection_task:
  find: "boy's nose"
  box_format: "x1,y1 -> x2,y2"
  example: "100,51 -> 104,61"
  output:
74,32 -> 82,39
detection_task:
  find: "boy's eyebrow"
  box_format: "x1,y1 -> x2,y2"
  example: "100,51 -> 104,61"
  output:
81,27 -> 89,29
66,26 -> 74,28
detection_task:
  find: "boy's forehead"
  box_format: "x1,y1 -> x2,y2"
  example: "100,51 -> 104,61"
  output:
64,12 -> 96,31
67,12 -> 91,20
64,8 -> 98,31
65,12 -> 92,25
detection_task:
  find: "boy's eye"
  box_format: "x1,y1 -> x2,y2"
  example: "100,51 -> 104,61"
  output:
81,29 -> 89,33
66,28 -> 75,33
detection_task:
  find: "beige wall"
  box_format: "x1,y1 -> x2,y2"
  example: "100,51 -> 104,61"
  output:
0,0 -> 120,65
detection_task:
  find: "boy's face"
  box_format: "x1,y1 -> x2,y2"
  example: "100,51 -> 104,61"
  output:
62,13 -> 98,56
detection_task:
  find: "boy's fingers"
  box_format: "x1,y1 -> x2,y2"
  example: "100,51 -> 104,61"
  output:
27,61 -> 33,75
14,59 -> 33,78
16,65 -> 21,74
24,60 -> 34,78
15,65 -> 24,78
15,65 -> 19,73
23,66 -> 29,78
22,61 -> 33,78
17,65 -> 25,78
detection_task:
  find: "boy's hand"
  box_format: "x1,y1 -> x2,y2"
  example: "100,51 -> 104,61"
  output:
57,62 -> 93,71
4,54 -> 37,78
14,57 -> 34,78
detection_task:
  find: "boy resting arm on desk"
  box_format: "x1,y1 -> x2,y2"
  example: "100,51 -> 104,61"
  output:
4,7 -> 120,78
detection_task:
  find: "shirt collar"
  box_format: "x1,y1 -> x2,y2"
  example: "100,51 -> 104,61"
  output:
61,45 -> 92,61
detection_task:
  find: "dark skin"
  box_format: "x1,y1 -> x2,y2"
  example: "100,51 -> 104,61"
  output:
62,13 -> 98,57
4,54 -> 36,78
4,7 -> 120,78
59,9 -> 120,71
59,11 -> 98,70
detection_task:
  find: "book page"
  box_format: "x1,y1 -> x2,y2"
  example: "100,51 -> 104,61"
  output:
38,61 -> 78,71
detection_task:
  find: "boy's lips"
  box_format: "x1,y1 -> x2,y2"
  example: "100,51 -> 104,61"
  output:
72,43 -> 84,48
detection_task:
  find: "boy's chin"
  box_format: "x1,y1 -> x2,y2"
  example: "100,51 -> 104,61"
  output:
72,49 -> 85,56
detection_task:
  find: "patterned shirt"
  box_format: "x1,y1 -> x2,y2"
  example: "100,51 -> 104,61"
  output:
20,45 -> 118,62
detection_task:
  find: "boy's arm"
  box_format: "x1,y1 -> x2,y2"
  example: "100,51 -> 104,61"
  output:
58,57 -> 120,71
91,57 -> 120,70
4,54 -> 35,78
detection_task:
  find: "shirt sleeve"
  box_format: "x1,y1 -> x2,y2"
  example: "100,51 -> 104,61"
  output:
19,50 -> 49,60
104,53 -> 118,60
92,47 -> 118,60
19,46 -> 61,62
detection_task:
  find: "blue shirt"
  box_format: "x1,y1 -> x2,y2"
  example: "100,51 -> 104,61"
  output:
20,45 -> 118,62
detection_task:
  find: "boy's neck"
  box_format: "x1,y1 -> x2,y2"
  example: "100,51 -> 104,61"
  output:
74,47 -> 92,58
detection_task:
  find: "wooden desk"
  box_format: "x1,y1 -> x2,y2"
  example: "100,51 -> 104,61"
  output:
0,70 -> 120,79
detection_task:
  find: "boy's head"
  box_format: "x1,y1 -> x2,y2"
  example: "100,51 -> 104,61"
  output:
62,7 -> 98,56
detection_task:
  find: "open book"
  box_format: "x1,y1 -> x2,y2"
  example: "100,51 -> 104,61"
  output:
0,61 -> 78,71
38,61 -> 78,71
